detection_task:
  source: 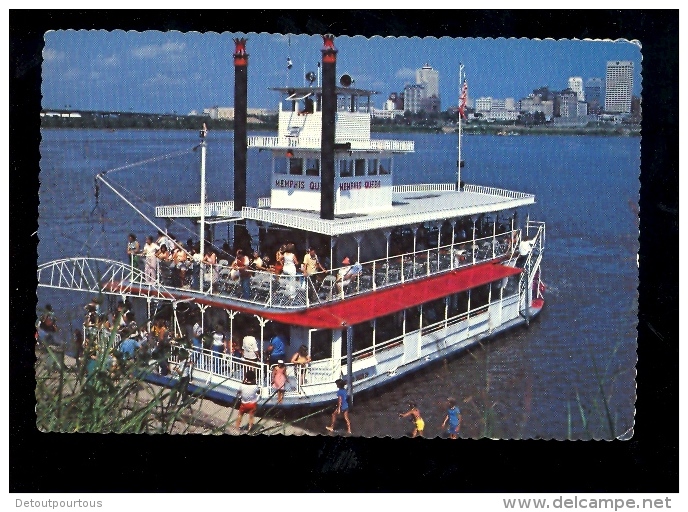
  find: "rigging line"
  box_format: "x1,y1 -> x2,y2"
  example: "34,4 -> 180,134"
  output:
100,174 -> 230,258
99,146 -> 199,176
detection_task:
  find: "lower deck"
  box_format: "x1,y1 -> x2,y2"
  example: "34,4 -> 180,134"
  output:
159,284 -> 543,408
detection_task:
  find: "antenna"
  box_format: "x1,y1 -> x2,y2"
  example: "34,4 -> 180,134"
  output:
340,74 -> 353,87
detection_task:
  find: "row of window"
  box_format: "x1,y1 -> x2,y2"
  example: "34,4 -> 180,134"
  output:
275,157 -> 392,177
309,282 -> 518,360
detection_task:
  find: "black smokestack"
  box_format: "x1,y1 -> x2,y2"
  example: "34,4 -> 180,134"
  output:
320,34 -> 337,220
233,38 -> 248,212
233,38 -> 251,250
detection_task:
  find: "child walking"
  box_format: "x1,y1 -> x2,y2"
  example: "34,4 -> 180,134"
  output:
399,402 -> 425,437
442,398 -> 462,439
326,379 -> 351,434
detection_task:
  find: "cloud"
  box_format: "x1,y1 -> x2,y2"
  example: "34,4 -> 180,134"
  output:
131,42 -> 186,59
61,68 -> 80,81
142,73 -> 187,88
43,48 -> 66,62
100,54 -> 119,67
395,67 -> 415,80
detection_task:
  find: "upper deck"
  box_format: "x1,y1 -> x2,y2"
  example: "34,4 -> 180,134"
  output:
242,183 -> 535,236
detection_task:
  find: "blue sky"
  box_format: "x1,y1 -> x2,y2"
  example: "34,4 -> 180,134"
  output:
42,31 -> 642,114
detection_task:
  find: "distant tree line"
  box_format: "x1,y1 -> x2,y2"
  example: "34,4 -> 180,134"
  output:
40,112 -> 279,131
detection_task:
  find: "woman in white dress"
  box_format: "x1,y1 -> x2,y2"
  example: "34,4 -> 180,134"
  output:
141,236 -> 159,283
281,243 -> 299,296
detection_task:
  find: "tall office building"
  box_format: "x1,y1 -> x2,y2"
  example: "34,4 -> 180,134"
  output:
585,78 -> 603,103
403,84 -> 425,113
416,63 -> 439,98
585,77 -> 604,115
605,61 -> 634,113
568,77 -> 585,101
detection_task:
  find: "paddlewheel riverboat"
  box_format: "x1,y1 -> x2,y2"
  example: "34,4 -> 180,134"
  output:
37,36 -> 545,407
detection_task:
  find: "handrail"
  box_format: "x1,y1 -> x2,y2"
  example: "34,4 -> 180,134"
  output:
463,183 -> 535,200
142,229 -> 522,311
393,183 -> 455,193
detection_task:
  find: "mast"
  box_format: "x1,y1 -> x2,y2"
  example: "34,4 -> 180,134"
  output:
199,124 -> 207,293
457,64 -> 466,191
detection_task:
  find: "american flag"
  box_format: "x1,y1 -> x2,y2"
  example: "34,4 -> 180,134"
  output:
459,80 -> 468,119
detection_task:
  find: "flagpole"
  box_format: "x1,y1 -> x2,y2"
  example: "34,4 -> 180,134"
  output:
457,64 -> 464,191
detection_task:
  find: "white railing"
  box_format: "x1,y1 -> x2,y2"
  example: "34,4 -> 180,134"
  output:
463,183 -> 535,200
363,139 -> 414,152
393,183 -> 455,193
518,220 -> 546,314
155,200 -> 237,218
247,135 -> 414,152
169,229 -> 520,310
169,342 -> 337,395
37,257 -> 177,301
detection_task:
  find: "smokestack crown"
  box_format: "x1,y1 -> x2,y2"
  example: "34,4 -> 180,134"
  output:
234,38 -> 248,66
321,34 -> 338,63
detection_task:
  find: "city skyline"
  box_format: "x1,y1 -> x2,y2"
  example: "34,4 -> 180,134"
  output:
42,32 -> 642,114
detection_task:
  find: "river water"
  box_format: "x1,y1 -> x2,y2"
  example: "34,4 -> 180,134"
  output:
38,128 -> 639,439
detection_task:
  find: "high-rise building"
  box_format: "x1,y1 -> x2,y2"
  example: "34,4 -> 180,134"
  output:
416,63 -> 439,98
605,61 -> 634,113
475,97 -> 492,112
585,77 -> 604,114
403,84 -> 425,113
568,77 -> 585,101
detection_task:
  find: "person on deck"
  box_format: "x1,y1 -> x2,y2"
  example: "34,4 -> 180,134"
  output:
141,236 -> 160,284
302,247 -> 326,301
127,233 -> 140,269
335,257 -> 362,297
232,249 -> 252,299
271,360 -> 288,405
171,246 -> 189,287
290,344 -> 311,385
266,330 -> 287,366
242,330 -> 260,363
281,243 -> 299,297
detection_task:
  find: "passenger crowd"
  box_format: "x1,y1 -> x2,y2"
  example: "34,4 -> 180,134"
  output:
125,231 -> 368,301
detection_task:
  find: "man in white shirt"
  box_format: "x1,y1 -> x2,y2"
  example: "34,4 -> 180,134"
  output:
242,332 -> 259,361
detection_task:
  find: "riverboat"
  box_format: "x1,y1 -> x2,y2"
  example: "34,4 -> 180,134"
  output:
37,35 -> 545,408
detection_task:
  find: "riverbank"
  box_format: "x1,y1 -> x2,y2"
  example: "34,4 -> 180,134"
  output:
40,117 -> 640,136
35,342 -> 317,435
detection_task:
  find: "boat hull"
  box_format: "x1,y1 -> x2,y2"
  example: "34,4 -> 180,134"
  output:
146,301 -> 544,409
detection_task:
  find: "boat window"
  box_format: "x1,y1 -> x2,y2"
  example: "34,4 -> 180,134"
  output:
367,158 -> 378,175
339,159 -> 353,177
376,311 -> 403,342
305,158 -> 320,176
309,329 -> 332,361
354,159 -> 366,176
405,306 -> 421,334
289,158 -> 303,175
502,275 -> 519,296
349,321 -> 375,356
274,157 -> 288,175
379,158 -> 392,175
447,292 -> 469,319
422,298 -> 446,327
470,284 -> 491,310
